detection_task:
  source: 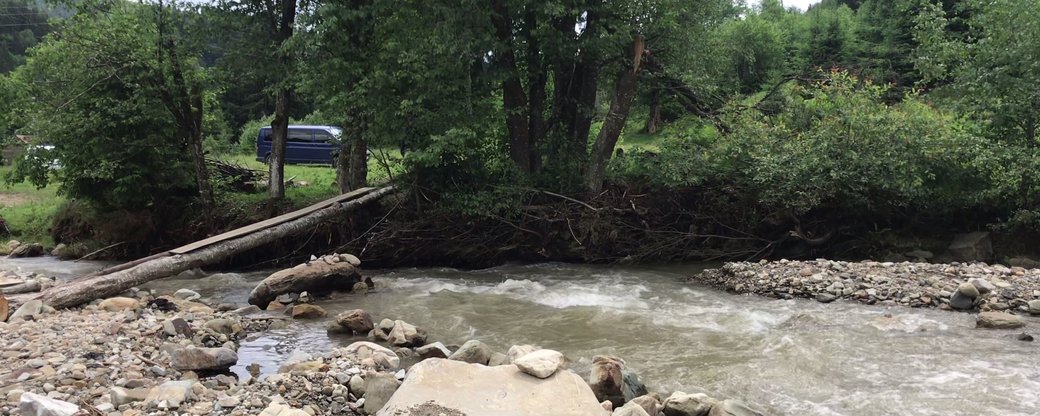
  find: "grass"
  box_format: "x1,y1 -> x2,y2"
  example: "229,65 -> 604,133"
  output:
220,148 -> 405,207
0,164 -> 61,247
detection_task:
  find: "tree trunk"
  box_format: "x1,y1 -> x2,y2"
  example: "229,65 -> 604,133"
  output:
33,187 -> 395,310
269,0 -> 297,199
646,90 -> 662,134
348,135 -> 367,191
584,36 -> 645,194
491,0 -> 532,173
188,89 -> 214,205
269,95 -> 288,199
525,9 -> 546,173
337,135 -> 368,193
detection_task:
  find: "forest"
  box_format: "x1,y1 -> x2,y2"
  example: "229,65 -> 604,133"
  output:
1,0 -> 1039,266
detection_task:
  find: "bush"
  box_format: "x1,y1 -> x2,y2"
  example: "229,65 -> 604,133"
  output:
622,71 -> 996,220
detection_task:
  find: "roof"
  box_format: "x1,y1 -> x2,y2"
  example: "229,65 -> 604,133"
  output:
258,125 -> 342,131
14,135 -> 32,144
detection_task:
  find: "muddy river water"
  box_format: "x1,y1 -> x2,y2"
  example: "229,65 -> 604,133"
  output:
3,258 -> 1038,415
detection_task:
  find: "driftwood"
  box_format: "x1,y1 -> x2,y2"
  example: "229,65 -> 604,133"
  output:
0,279 -> 41,294
34,186 -> 395,309
248,254 -> 361,307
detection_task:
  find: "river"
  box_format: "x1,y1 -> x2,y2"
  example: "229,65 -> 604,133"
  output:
2,257 -> 1038,415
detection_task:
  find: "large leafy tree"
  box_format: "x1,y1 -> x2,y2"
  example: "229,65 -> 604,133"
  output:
14,1 -> 204,210
916,0 -> 1040,145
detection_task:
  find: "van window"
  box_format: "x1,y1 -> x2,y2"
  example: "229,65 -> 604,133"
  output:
313,131 -> 335,144
288,130 -> 312,143
260,129 -> 272,142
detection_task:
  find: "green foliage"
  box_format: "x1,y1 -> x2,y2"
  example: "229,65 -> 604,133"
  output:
624,71 -> 994,219
915,0 -> 1040,145
11,1 -> 198,211
237,115 -> 274,155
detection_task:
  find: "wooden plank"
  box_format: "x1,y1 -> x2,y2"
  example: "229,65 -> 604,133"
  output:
169,187 -> 377,255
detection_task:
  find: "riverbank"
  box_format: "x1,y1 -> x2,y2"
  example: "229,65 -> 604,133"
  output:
693,260 -> 1040,317
0,282 -> 763,416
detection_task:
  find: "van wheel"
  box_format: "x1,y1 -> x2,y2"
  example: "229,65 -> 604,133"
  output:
263,154 -> 272,165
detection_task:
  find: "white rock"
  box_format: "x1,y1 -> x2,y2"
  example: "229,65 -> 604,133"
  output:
514,349 -> 565,379
174,289 -> 202,301
378,358 -> 603,416
18,392 -> 79,416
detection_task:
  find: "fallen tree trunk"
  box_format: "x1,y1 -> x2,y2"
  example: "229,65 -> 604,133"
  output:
248,253 -> 361,307
35,186 -> 395,309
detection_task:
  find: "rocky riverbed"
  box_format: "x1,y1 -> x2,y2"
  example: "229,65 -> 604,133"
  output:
1,282 -> 763,416
693,260 -> 1040,318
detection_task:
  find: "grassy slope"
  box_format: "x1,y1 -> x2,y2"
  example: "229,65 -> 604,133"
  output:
0,150 -> 406,248
0,165 -> 60,246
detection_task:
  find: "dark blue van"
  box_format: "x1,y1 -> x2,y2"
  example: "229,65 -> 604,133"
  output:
255,125 -> 342,165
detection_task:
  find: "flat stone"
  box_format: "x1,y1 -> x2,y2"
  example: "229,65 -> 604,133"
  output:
514,349 -> 565,378
98,297 -> 142,312
290,304 -> 327,319
415,342 -> 452,360
378,358 -> 604,416
258,402 -> 310,416
340,341 -> 400,369
19,392 -> 79,416
976,311 -> 1026,329
144,380 -> 194,409
173,289 -> 201,301
169,346 -> 238,371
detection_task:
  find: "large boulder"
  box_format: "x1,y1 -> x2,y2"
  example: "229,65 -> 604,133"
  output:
947,232 -> 993,262
662,392 -> 717,416
377,358 -> 604,416
247,255 -> 362,307
169,346 -> 238,371
0,293 -> 7,322
8,242 -> 44,258
949,282 -> 979,310
588,355 -> 633,407
18,392 -> 79,416
362,372 -> 401,414
448,340 -> 492,365
387,320 -> 426,347
976,311 -> 1026,329
514,349 -> 565,379
334,309 -> 374,334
